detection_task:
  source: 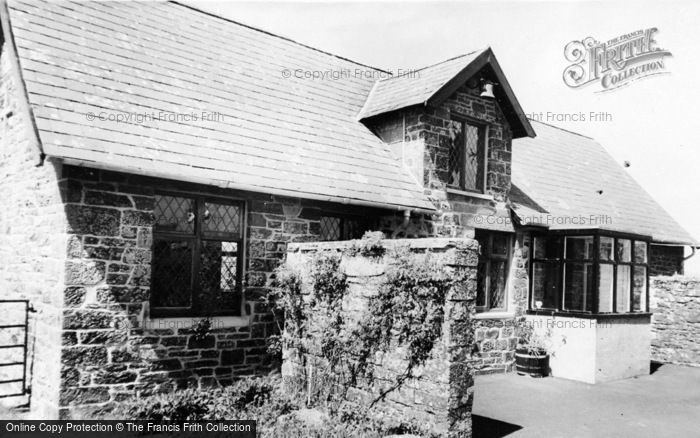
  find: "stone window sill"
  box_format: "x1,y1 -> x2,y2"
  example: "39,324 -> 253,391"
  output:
474,311 -> 515,320
526,310 -> 652,320
144,316 -> 251,331
446,188 -> 495,202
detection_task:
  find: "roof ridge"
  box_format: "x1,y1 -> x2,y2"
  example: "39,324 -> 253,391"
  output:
376,49 -> 484,84
528,119 -> 595,140
168,0 -> 391,75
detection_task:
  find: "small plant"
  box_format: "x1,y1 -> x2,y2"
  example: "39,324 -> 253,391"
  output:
516,320 -> 552,356
191,318 -> 212,342
345,231 -> 386,258
118,387 -> 212,422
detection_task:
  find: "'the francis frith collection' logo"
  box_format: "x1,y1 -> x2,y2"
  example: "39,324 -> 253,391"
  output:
563,28 -> 671,92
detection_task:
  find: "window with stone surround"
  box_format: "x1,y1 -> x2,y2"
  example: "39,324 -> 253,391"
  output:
475,230 -> 512,312
447,117 -> 487,193
530,232 -> 649,314
151,193 -> 244,317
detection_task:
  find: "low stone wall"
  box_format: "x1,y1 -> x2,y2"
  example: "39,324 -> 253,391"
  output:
650,276 -> 700,367
282,238 -> 478,438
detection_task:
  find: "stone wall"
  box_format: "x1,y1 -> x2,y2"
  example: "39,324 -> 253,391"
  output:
650,276 -> 700,367
283,238 -> 478,438
649,245 -> 684,276
0,41 -> 66,418
57,166 -> 381,418
368,83 -> 514,238
471,231 -> 530,374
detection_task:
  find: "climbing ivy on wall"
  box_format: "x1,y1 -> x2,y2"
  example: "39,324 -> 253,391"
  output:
268,233 -> 462,407
354,247 -> 454,405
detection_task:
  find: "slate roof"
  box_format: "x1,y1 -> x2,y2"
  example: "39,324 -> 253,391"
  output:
358,52 -> 482,120
512,121 -> 697,245
3,1 -> 693,244
4,0 -> 434,211
357,48 -> 535,139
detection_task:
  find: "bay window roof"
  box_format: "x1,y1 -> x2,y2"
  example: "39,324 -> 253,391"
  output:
512,121 -> 697,246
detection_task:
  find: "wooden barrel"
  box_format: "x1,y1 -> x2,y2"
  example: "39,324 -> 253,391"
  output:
515,348 -> 550,377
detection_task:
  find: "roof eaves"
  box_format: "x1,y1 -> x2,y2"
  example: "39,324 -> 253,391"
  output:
0,0 -> 44,165
57,157 -> 437,214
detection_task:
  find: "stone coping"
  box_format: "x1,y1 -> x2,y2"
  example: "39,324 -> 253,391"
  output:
287,237 -> 476,253
651,275 -> 700,285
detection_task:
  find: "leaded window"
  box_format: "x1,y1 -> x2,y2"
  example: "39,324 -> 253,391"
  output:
448,118 -> 487,193
319,215 -> 365,241
151,193 -> 244,316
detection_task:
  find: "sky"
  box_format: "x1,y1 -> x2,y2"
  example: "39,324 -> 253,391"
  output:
188,0 -> 700,273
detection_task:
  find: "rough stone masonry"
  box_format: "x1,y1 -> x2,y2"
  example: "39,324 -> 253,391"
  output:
283,238 -> 479,438
650,276 -> 700,367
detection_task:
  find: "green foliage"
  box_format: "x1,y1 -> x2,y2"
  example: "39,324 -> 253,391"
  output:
266,264 -> 305,356
117,374 -> 296,425
515,319 -> 553,355
309,252 -> 348,310
117,374 -> 438,438
270,232 -> 463,410
353,246 -> 455,404
191,318 -> 212,342
344,231 -> 386,258
118,387 -> 212,422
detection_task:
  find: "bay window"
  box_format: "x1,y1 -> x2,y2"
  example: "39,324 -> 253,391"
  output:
530,232 -> 649,314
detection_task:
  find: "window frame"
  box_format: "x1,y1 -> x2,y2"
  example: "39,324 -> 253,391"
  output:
447,116 -> 489,194
531,234 -> 562,310
319,214 -> 367,241
476,230 -> 513,313
150,191 -> 246,318
528,230 -> 650,316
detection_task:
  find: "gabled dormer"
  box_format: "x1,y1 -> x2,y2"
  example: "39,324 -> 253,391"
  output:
359,48 -> 534,215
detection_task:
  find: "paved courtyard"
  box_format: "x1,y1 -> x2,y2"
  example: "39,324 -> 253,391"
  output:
473,364 -> 700,438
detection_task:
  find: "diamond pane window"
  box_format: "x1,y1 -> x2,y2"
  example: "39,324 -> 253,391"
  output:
151,194 -> 244,316
447,119 -> 485,192
203,202 -> 242,236
464,124 -> 483,191
489,260 -> 507,309
320,216 -> 341,241
198,241 -> 239,312
155,195 -> 195,233
151,239 -> 193,308
448,120 -> 464,188
319,216 -> 365,241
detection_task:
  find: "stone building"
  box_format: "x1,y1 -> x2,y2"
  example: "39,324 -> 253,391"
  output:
0,0 -> 696,418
